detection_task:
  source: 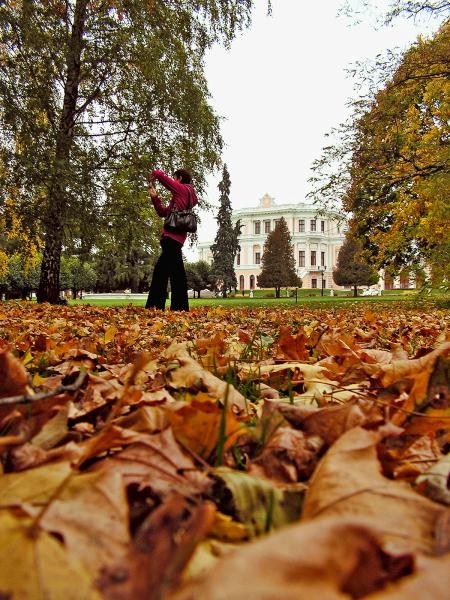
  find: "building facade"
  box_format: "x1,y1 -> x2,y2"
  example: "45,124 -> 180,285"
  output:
198,194 -> 347,290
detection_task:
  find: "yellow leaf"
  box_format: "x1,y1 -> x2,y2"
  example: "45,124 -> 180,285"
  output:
104,326 -> 117,345
211,511 -> 248,542
22,347 -> 33,366
32,372 -> 48,386
0,511 -> 99,599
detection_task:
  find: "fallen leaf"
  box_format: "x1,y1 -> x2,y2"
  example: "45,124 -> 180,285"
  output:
248,427 -> 324,483
162,343 -> 247,414
0,510 -> 99,599
367,553 -> 450,600
98,495 -> 215,600
275,401 -> 378,446
23,469 -> 130,576
416,453 -> 450,506
212,467 -> 303,538
95,427 -> 210,499
302,427 -> 446,554
0,349 -> 29,398
0,461 -> 73,507
169,517 -> 414,600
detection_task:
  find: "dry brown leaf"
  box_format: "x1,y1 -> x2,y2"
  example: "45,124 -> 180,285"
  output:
277,326 -> 309,361
389,433 -> 443,481
0,349 -> 29,398
379,342 -> 450,417
94,427 -> 210,499
248,427 -> 324,483
169,517 -> 414,600
30,403 -> 70,450
24,469 -> 130,576
98,495 -> 215,600
367,553 -> 450,600
276,402 -> 379,446
164,395 -> 245,459
162,343 -> 247,413
302,427 -> 446,554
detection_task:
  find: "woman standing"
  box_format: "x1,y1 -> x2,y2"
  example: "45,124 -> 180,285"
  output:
146,168 -> 198,311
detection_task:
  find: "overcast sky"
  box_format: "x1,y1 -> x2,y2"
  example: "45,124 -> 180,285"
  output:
187,0 -> 439,257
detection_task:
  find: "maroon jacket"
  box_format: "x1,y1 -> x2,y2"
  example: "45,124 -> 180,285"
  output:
150,169 -> 198,246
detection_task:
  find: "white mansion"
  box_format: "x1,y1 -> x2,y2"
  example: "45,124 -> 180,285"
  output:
198,194 -> 347,291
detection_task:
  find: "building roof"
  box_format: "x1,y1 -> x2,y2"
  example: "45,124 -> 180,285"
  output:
232,195 -> 343,219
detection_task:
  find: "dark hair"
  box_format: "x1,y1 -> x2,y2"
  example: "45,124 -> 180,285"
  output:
173,168 -> 192,184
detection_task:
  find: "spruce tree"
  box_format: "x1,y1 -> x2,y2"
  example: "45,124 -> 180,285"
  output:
211,165 -> 241,298
333,235 -> 379,297
257,217 -> 300,297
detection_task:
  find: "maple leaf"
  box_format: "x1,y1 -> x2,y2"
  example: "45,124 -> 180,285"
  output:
302,427 -> 446,555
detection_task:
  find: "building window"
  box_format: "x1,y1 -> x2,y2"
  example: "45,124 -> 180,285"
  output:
298,250 -> 305,267
264,220 -> 271,233
310,220 -> 316,232
312,278 -> 317,289
299,219 -> 305,233
236,253 -> 240,266
255,251 -> 261,265
311,251 -> 317,266
239,275 -> 244,290
254,221 -> 260,234
321,251 -> 325,266
250,275 -> 255,289
322,278 -> 326,289
321,220 -> 325,233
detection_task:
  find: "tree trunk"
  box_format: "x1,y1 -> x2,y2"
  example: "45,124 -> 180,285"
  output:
37,0 -> 88,303
353,285 -> 358,297
276,287 -> 280,298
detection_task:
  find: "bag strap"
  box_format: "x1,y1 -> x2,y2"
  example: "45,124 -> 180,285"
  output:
186,187 -> 192,210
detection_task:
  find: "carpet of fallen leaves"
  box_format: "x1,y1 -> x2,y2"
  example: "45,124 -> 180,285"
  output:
0,300 -> 449,599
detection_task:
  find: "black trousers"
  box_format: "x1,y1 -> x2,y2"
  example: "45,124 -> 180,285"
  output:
145,237 -> 189,311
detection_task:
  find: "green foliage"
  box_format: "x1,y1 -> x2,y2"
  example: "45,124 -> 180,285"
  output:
60,256 -> 96,298
333,236 -> 379,296
211,165 -> 241,297
2,253 -> 41,299
257,217 -> 301,298
185,260 -> 216,298
0,0 -> 258,302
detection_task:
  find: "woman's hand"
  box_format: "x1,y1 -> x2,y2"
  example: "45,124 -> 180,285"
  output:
149,184 -> 158,199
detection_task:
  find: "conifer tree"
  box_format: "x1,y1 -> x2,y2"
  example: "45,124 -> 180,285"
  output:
333,235 -> 379,297
211,165 -> 241,298
257,217 -> 300,297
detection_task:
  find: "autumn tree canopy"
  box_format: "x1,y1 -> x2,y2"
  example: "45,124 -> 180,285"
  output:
257,217 -> 301,297
0,0 -> 258,303
310,20 -> 450,281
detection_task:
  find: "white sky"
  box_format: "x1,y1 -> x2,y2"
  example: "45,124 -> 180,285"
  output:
186,0 -> 440,258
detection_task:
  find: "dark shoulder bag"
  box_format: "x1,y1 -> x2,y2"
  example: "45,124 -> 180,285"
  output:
164,188 -> 197,234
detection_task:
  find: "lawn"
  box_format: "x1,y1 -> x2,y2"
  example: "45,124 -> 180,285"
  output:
71,289 -> 446,308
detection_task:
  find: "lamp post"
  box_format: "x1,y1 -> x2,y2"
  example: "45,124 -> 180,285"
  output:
318,265 -> 326,297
